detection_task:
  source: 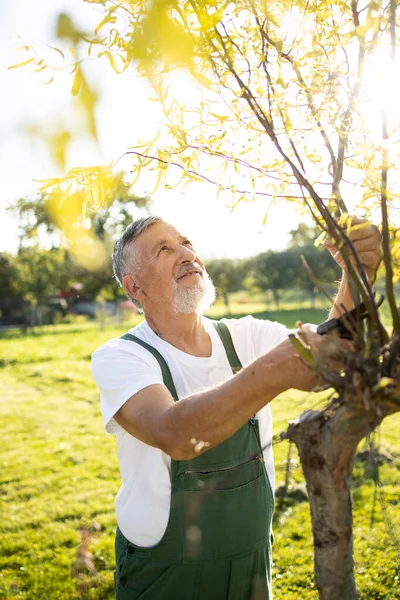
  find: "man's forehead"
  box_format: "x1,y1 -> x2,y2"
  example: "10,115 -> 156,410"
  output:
151,221 -> 181,234
137,221 -> 185,249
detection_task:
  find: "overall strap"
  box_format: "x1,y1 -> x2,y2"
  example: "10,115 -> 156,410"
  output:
120,333 -> 179,401
211,320 -> 242,374
212,321 -> 261,443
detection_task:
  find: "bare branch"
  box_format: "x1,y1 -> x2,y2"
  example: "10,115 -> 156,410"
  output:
380,0 -> 400,334
301,255 -> 336,306
248,0 -> 338,178
125,150 -> 305,200
212,26 -> 379,317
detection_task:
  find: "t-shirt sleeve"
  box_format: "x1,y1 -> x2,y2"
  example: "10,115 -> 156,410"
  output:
248,316 -> 291,357
92,338 -> 164,434
220,314 -> 291,362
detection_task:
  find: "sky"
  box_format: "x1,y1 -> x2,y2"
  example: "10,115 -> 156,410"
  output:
0,0 -> 312,261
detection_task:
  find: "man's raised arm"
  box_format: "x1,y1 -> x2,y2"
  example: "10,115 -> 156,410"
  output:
115,328 -> 325,460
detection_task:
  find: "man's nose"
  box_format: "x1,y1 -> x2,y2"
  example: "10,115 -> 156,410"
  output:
178,244 -> 196,263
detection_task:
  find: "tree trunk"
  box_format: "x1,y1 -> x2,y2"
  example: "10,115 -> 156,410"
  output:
223,290 -> 230,314
272,290 -> 280,310
283,397 -> 399,600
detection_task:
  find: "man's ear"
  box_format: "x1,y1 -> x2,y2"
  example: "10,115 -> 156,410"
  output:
122,274 -> 142,303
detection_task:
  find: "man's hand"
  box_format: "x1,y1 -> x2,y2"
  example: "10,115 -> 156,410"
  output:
323,216 -> 382,283
282,323 -> 353,391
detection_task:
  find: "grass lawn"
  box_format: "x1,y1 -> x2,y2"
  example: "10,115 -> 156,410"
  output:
0,310 -> 399,600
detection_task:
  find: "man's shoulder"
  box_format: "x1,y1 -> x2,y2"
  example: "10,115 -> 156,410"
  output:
215,315 -> 290,355
91,320 -> 151,361
217,314 -> 287,334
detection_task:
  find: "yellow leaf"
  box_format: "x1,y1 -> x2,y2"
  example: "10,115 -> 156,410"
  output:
95,11 -> 117,35
33,64 -> 48,73
262,197 -> 275,226
106,51 -> 122,74
261,5 -> 280,28
8,57 -> 34,70
48,45 -> 65,61
71,66 -> 82,96
129,131 -> 161,149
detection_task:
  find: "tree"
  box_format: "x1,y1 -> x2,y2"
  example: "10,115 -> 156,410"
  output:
9,171 -> 150,280
251,249 -> 298,308
288,224 -> 322,250
0,253 -> 23,302
287,223 -> 342,304
9,171 -> 149,244
13,2 -> 400,599
205,257 -> 248,310
251,224 -> 342,307
8,173 -> 149,304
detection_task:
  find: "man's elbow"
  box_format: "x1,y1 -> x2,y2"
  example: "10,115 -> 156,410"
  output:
159,430 -> 211,461
159,436 -> 203,461
115,407 -> 210,460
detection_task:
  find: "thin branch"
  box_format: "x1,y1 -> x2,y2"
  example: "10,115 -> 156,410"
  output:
390,0 -> 397,60
301,255 -> 336,306
124,150 -> 305,199
184,144 -> 296,183
380,0 -> 400,334
188,2 -> 380,329
214,27 -> 375,300
248,0 -> 338,178
331,0 -> 365,212
260,33 -> 306,172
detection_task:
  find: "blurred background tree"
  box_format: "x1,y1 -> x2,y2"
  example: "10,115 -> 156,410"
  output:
205,257 -> 249,311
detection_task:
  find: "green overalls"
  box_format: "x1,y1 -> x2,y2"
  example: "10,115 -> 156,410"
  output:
114,322 -> 274,600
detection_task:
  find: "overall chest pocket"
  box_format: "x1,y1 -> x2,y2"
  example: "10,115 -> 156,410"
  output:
181,461 -> 273,561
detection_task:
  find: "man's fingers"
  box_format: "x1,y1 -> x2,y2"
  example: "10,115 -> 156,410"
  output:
353,250 -> 382,268
344,223 -> 378,242
324,223 -> 382,275
323,219 -> 381,247
326,237 -> 379,253
352,237 -> 382,253
330,252 -> 380,271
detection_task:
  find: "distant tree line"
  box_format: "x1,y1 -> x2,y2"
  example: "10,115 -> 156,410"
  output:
206,223 -> 341,310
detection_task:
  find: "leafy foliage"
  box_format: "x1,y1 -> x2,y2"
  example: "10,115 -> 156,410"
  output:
9,171 -> 149,273
11,2 -> 399,260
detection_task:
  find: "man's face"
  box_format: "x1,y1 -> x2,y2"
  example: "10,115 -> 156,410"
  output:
123,222 -> 215,314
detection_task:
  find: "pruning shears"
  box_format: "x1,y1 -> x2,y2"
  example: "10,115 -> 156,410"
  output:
316,295 -> 385,340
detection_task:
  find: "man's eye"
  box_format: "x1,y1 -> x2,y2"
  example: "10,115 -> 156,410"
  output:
183,240 -> 193,247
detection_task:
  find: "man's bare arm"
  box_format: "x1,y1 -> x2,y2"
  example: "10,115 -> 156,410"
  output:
328,271 -> 355,320
114,332 -> 320,460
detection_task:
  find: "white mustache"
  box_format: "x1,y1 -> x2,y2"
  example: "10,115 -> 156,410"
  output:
175,265 -> 204,281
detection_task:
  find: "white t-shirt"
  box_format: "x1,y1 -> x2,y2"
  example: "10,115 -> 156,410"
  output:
92,315 -> 289,546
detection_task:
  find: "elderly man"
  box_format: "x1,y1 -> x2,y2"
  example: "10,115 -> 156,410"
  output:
92,215 -> 381,600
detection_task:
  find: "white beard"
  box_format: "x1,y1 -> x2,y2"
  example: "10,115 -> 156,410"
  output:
171,272 -> 216,314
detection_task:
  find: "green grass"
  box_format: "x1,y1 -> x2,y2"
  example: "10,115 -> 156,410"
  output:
0,310 -> 399,600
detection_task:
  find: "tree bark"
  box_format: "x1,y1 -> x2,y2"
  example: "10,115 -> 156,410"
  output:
283,397 -> 399,600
